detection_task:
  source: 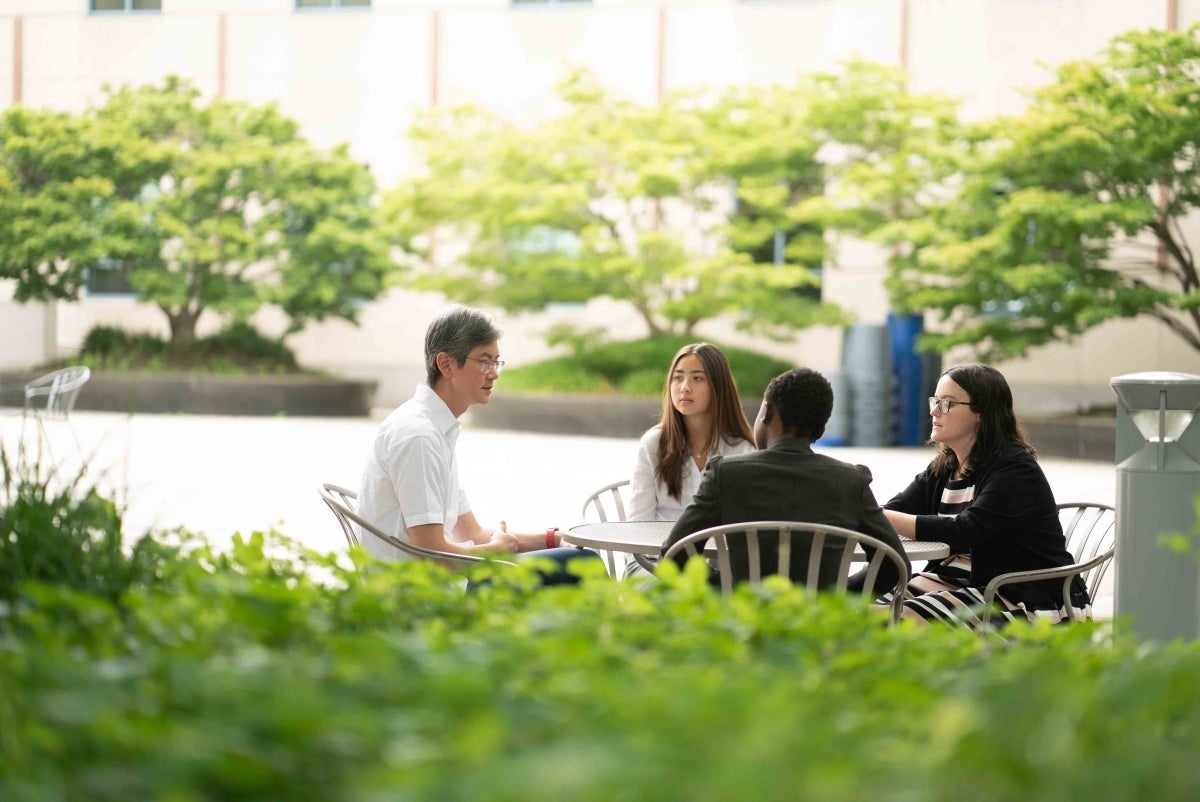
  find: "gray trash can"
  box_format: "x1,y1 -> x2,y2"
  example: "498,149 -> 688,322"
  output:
1111,371 -> 1200,643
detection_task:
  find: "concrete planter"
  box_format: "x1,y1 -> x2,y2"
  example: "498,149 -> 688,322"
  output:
467,393 -> 763,440
468,393 -> 662,438
1024,415 -> 1116,462
469,392 -> 1116,462
2,371 -> 377,417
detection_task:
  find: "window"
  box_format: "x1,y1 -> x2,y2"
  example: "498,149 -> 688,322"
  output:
91,0 -> 162,11
84,259 -> 135,297
296,0 -> 371,9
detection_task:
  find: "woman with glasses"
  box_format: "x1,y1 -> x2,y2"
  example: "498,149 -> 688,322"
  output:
628,343 -> 756,523
882,364 -> 1088,628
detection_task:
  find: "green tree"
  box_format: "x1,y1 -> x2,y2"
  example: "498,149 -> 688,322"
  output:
0,77 -> 395,349
698,60 -> 964,327
385,71 -> 847,340
0,105 -> 152,301
697,81 -> 830,300
796,59 -> 965,269
889,26 -> 1200,360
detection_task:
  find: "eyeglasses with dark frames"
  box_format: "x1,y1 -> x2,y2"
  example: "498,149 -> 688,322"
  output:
928,396 -> 973,414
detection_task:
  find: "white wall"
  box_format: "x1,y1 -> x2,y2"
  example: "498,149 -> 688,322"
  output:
0,297 -> 54,372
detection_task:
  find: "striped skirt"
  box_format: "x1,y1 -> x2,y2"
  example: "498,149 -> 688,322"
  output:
886,556 -> 1091,630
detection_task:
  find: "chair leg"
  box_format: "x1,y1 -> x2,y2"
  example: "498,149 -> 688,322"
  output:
33,413 -> 56,468
633,554 -> 658,574
66,422 -> 85,465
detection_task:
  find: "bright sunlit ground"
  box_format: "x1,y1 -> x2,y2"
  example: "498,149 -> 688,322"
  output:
2,407 -> 1117,615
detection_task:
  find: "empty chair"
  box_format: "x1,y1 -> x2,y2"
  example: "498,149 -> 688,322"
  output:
581,479 -> 630,523
581,479 -> 631,575
22,366 -> 91,465
318,483 -> 515,569
982,502 -> 1116,627
25,366 -> 91,421
661,520 -> 910,625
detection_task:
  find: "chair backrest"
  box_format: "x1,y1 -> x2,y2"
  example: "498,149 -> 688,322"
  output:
25,366 -> 91,421
1058,502 -> 1117,596
320,483 -> 361,548
581,479 -> 630,523
317,483 -> 515,568
661,520 -> 909,625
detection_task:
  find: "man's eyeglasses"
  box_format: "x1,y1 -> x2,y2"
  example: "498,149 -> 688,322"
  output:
928,397 -> 973,414
466,356 -> 506,375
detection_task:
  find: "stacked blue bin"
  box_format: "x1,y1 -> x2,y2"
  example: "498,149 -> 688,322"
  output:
888,313 -> 939,447
839,314 -> 939,448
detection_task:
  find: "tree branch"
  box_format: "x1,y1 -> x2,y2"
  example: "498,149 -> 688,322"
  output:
1168,214 -> 1197,287
1149,218 -> 1196,291
1144,304 -> 1200,352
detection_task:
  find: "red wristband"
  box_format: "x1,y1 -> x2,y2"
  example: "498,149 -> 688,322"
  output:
545,527 -> 559,549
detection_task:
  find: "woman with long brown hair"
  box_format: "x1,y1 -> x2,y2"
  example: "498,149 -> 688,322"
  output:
628,343 -> 756,522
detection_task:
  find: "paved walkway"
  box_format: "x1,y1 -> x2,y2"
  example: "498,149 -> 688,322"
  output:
2,409 -> 1118,613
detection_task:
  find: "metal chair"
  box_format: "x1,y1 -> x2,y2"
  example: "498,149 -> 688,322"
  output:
22,366 -> 92,465
982,501 -> 1116,626
581,479 -> 632,576
661,520 -> 910,625
581,479 -> 630,523
320,483 -> 361,548
318,483 -> 516,568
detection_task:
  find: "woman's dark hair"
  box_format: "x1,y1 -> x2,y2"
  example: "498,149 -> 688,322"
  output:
930,363 -> 1035,479
656,343 -> 754,501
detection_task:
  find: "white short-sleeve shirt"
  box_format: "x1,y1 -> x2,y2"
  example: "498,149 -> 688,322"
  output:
356,384 -> 471,560
627,427 -> 756,521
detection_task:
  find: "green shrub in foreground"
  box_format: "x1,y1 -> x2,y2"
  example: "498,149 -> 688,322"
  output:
0,452 -> 182,607
1,527 -> 1199,800
2,466 -> 1200,800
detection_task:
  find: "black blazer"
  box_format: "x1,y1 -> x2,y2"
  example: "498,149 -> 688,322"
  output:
662,438 -> 909,592
885,444 -> 1087,608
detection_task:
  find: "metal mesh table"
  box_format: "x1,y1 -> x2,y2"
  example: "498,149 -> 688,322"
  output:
564,521 -> 950,562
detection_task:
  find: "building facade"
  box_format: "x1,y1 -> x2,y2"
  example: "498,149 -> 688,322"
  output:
2,0 -> 1199,412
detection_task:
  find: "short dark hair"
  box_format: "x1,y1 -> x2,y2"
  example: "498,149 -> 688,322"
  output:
424,305 -> 501,386
764,368 -> 833,441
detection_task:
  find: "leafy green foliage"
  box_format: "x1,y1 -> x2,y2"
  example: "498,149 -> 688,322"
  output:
0,76 -> 396,348
3,464 -> 1200,799
195,322 -> 299,373
385,70 -> 849,342
82,325 -> 166,361
76,323 -> 299,374
0,450 -> 180,607
499,335 -> 794,398
885,25 -> 1200,359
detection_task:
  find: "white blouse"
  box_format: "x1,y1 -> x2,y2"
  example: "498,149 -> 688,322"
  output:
627,427 -> 756,521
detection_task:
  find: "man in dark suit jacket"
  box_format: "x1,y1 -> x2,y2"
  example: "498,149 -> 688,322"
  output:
661,368 -> 909,593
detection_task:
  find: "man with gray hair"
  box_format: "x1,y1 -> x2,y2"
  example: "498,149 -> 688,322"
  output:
357,304 -> 597,583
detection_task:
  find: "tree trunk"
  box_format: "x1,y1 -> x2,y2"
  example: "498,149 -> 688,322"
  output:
165,306 -> 201,351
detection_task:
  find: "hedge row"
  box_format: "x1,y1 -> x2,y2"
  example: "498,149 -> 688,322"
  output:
2,457 -> 1200,800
